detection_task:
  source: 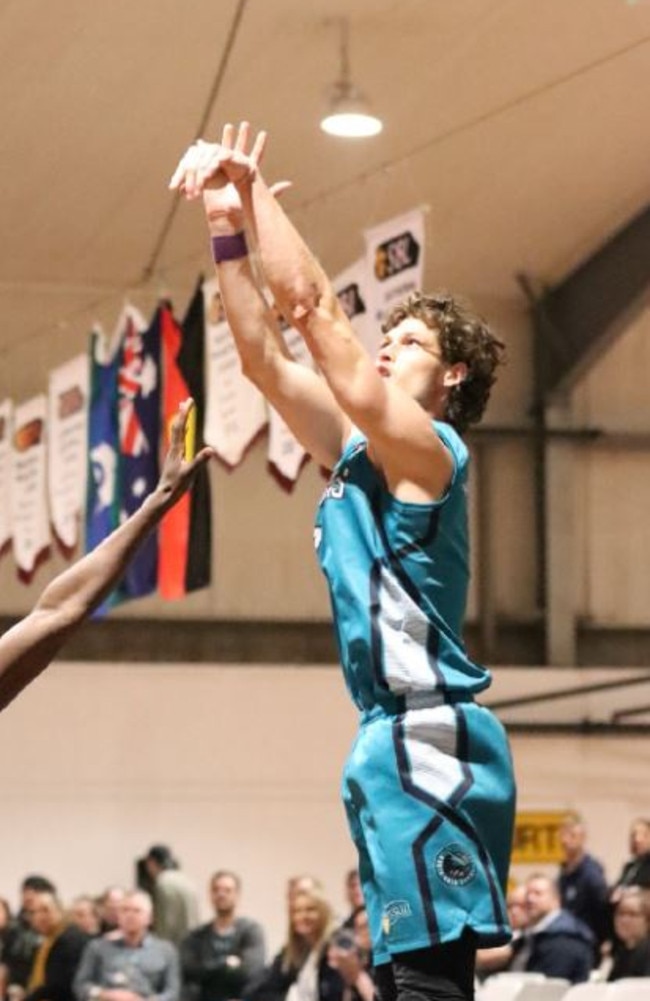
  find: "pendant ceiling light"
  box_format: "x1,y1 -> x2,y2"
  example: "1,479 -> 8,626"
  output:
320,19 -> 383,139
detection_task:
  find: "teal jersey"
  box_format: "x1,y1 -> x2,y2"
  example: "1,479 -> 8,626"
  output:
315,421 -> 490,716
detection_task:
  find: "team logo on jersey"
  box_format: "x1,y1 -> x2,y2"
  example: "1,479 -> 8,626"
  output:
381,899 -> 412,934
435,844 -> 476,886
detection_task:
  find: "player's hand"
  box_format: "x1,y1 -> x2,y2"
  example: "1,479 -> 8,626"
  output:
156,398 -> 215,509
169,121 -> 266,198
169,122 -> 290,234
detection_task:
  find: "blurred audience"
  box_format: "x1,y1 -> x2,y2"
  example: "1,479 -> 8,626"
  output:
142,846 -> 199,948
557,811 -> 610,960
509,873 -> 593,984
23,888 -> 88,1001
611,817 -> 650,900
476,884 -> 528,979
70,899 -> 101,940
181,870 -> 265,1001
73,890 -> 180,1001
607,886 -> 650,981
1,877 -> 57,994
327,907 -> 374,1001
97,889 -> 125,937
246,886 -> 342,1001
338,874 -> 363,932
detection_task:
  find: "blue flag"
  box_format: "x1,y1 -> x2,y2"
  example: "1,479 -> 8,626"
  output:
85,325 -> 121,616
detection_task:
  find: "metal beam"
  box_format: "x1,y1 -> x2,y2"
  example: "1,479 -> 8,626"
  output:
533,202 -> 650,398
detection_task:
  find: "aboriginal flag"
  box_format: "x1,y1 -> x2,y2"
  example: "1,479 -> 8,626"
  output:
158,282 -> 211,598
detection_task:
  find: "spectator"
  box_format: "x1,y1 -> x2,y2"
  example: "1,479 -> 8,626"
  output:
0,897 -> 14,999
24,889 -> 88,1001
143,846 -> 199,948
608,887 -> 650,981
511,873 -> 594,984
70,899 -> 101,939
246,887 -> 342,1001
476,884 -> 529,979
327,908 -> 374,1001
73,890 -> 180,1001
611,818 -> 650,900
286,878 -> 323,906
97,889 -> 125,936
1,877 -> 57,992
327,933 -> 372,1001
339,874 -> 364,931
181,870 -> 265,1001
557,811 -> 610,957
1,896 -> 13,958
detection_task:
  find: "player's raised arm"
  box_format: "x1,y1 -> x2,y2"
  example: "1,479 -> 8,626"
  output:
175,123 -> 460,501
0,399 -> 214,713
170,126 -> 350,470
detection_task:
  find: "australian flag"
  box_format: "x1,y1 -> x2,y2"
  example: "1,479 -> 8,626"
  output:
115,306 -> 161,600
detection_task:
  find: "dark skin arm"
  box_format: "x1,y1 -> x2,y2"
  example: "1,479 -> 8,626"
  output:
0,399 -> 215,713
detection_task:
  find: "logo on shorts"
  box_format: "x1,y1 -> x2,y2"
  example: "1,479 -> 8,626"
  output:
381,900 -> 412,934
435,844 -> 476,886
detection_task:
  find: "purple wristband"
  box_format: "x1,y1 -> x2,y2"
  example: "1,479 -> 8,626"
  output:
211,231 -> 248,263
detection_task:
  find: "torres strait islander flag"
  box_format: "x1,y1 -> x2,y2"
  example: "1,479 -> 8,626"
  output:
158,288 -> 212,599
116,302 -> 160,602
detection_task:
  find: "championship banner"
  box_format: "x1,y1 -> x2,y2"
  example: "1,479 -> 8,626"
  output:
0,399 -> 13,552
11,395 -> 50,577
203,277 -> 267,467
364,207 -> 425,327
116,302 -> 160,601
48,354 -> 89,550
86,323 -> 122,616
267,324 -> 312,489
333,258 -> 376,356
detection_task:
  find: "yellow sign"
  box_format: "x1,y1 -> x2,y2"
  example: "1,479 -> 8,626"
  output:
511,811 -> 570,864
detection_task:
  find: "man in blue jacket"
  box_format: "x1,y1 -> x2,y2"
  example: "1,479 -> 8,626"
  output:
513,874 -> 594,984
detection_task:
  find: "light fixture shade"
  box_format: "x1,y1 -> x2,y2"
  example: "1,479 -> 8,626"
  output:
320,105 -> 383,138
320,29 -> 383,139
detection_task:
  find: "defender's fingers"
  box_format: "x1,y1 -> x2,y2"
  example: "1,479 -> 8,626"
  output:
170,399 -> 194,448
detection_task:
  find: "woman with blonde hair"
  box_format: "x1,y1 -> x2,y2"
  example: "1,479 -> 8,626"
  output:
247,886 -> 343,1001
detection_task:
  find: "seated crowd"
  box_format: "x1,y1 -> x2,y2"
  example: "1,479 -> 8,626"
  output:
477,814 -> 650,985
0,855 -> 371,1001
1,817 -> 649,1001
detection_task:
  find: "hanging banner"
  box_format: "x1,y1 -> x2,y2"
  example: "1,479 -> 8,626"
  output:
48,354 -> 90,550
116,302 -> 160,601
0,399 -> 13,552
267,324 -> 312,488
333,258 -> 376,356
11,395 -> 50,576
364,207 -> 425,327
203,277 -> 267,467
86,323 -> 121,563
86,322 -> 122,616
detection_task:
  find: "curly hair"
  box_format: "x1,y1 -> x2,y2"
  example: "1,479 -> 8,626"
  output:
382,291 -> 505,433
